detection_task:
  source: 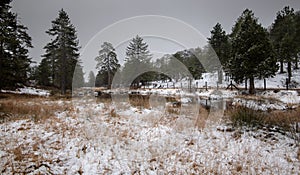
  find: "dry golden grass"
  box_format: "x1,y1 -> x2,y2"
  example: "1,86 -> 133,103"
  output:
128,94 -> 150,109
195,106 -> 209,130
227,105 -> 300,144
0,93 -> 71,123
266,108 -> 300,129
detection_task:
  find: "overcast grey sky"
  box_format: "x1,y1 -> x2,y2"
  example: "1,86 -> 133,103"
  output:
12,0 -> 300,75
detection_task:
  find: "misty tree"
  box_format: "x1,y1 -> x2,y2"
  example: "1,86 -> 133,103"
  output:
0,0 -> 33,90
39,9 -> 83,94
95,42 -> 120,88
270,6 -> 298,82
229,9 -> 277,94
87,71 -> 96,87
72,64 -> 85,88
172,49 -> 204,80
123,35 -> 152,87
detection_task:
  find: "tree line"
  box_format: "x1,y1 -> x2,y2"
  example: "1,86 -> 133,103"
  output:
1,0 -> 299,95
94,7 -> 300,94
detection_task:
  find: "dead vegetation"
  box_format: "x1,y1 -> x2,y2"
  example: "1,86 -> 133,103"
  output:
227,106 -> 300,144
0,93 -> 71,123
0,92 -> 299,174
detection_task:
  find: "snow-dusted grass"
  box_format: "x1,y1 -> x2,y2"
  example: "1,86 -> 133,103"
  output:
0,96 -> 299,174
0,94 -> 71,123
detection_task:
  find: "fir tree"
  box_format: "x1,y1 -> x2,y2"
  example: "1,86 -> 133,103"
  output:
270,6 -> 298,82
208,23 -> 231,83
37,58 -> 52,86
0,0 -> 33,89
40,42 -> 58,86
95,42 -> 120,88
229,9 -> 277,94
295,11 -> 300,69
39,9 -> 83,94
208,23 -> 230,67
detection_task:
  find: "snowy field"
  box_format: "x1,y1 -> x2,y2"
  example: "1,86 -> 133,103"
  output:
0,95 -> 299,174
0,68 -> 300,174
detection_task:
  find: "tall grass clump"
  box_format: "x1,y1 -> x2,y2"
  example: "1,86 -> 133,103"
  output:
229,106 -> 265,128
229,106 -> 300,143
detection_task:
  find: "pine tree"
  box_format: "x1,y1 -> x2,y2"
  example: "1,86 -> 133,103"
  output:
270,6 -> 297,82
123,35 -> 152,87
208,23 -> 231,83
39,9 -> 83,94
37,58 -> 52,86
229,9 -> 277,94
95,42 -> 120,88
40,42 -> 59,86
208,23 -> 231,67
0,0 -> 33,90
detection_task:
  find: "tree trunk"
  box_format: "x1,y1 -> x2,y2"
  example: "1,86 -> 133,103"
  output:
249,76 -> 255,94
61,52 -> 67,95
287,61 -> 292,83
280,61 -> 284,73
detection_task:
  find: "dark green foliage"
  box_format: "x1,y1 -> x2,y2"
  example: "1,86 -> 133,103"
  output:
95,70 -> 108,87
208,23 -> 231,69
37,58 -> 52,86
208,23 -> 231,84
270,6 -> 298,81
0,0 -> 33,90
229,9 -> 277,94
95,42 -> 120,88
38,9 -> 83,94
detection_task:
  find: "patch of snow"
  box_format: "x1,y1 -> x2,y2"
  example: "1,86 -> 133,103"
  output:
1,86 -> 50,96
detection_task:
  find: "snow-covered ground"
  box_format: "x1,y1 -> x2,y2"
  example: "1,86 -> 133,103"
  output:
232,90 -> 300,111
0,68 -> 299,174
0,99 -> 299,174
1,87 -> 50,96
144,68 -> 300,90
